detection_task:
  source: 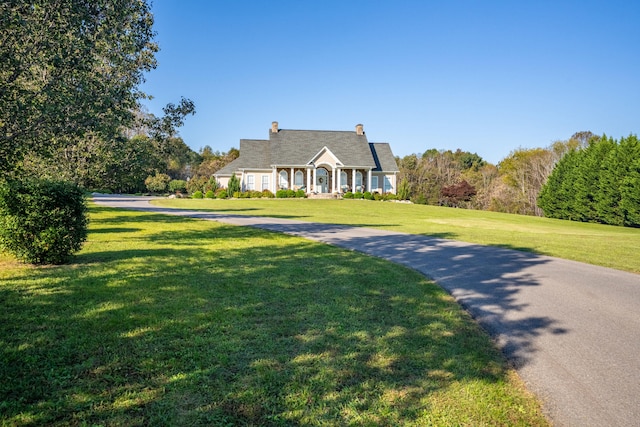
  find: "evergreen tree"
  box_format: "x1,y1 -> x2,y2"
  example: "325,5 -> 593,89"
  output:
228,173 -> 241,195
538,149 -> 580,219
595,137 -> 625,225
572,137 -> 616,222
619,135 -> 640,227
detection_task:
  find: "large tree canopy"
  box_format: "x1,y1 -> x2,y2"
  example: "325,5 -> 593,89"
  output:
0,0 -> 158,175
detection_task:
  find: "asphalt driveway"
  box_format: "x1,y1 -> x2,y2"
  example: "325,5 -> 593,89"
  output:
93,194 -> 640,426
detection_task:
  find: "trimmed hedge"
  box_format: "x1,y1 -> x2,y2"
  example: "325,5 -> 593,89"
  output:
0,179 -> 88,264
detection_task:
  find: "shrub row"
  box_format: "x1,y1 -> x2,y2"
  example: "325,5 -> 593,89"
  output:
195,189 -> 276,199
343,191 -> 397,201
276,189 -> 306,198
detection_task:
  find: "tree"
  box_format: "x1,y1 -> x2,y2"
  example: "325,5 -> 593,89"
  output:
0,0 -> 157,176
538,149 -> 580,220
539,134 -> 640,227
440,180 -> 477,207
397,177 -> 411,200
596,135 -> 640,226
498,148 -> 553,216
572,137 -> 616,222
195,147 -> 239,177
227,173 -> 241,195
145,173 -> 171,194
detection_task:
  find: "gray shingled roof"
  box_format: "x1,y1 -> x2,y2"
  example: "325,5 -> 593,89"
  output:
215,139 -> 270,175
369,143 -> 399,172
270,130 -> 376,168
215,127 -> 397,175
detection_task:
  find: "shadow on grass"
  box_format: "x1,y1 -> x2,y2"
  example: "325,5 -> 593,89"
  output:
0,209 -> 551,425
223,220 -> 568,370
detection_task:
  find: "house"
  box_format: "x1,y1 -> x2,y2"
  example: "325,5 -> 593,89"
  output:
214,122 -> 399,195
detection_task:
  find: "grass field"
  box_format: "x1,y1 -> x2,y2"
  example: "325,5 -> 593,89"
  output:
153,198 -> 640,273
0,205 -> 549,426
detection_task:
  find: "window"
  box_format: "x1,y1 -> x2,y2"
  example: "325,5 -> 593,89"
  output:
246,174 -> 255,190
340,171 -> 348,192
262,175 -> 269,191
355,171 -> 363,191
384,176 -> 393,193
295,170 -> 304,187
279,171 -> 288,189
371,176 -> 378,192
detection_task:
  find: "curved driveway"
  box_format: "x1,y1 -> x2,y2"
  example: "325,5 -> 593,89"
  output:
93,195 -> 640,426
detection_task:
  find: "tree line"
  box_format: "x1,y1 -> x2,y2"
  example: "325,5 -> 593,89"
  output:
539,134 -> 640,227
395,131 -> 639,227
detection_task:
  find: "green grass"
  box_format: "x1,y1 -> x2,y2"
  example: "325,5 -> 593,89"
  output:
153,198 -> 640,273
0,205 -> 548,426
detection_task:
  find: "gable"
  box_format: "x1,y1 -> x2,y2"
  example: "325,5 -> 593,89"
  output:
309,146 -> 343,167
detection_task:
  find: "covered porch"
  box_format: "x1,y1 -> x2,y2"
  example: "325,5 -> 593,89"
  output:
274,166 -> 373,194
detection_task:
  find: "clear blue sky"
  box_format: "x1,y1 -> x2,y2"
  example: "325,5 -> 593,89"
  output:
140,0 -> 640,165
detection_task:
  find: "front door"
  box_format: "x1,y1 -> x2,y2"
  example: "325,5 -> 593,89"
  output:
316,168 -> 329,193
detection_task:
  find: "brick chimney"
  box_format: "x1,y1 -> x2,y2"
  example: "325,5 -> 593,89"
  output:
271,121 -> 279,133
355,124 -> 364,135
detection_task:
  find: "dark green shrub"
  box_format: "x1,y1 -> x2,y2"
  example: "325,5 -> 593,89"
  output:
286,189 -> 296,198
343,192 -> 354,199
384,193 -> 397,201
373,192 -> 383,201
205,190 -> 215,199
262,189 -> 275,198
217,189 -> 228,199
0,179 -> 88,264
295,189 -> 306,198
276,189 -> 288,198
354,192 -> 364,199
363,191 -> 373,200
192,190 -> 204,199
168,179 -> 187,194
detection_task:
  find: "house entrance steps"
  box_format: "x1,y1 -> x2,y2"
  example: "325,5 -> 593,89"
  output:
307,193 -> 338,200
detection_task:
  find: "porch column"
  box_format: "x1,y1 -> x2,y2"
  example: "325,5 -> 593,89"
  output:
272,167 -> 277,192
306,168 -> 311,193
240,170 -> 245,192
331,168 -> 336,193
367,169 -> 372,193
312,168 -> 317,193
336,168 -> 341,192
290,168 -> 294,190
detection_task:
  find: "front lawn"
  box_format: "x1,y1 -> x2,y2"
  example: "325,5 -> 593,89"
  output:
0,205 -> 548,425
